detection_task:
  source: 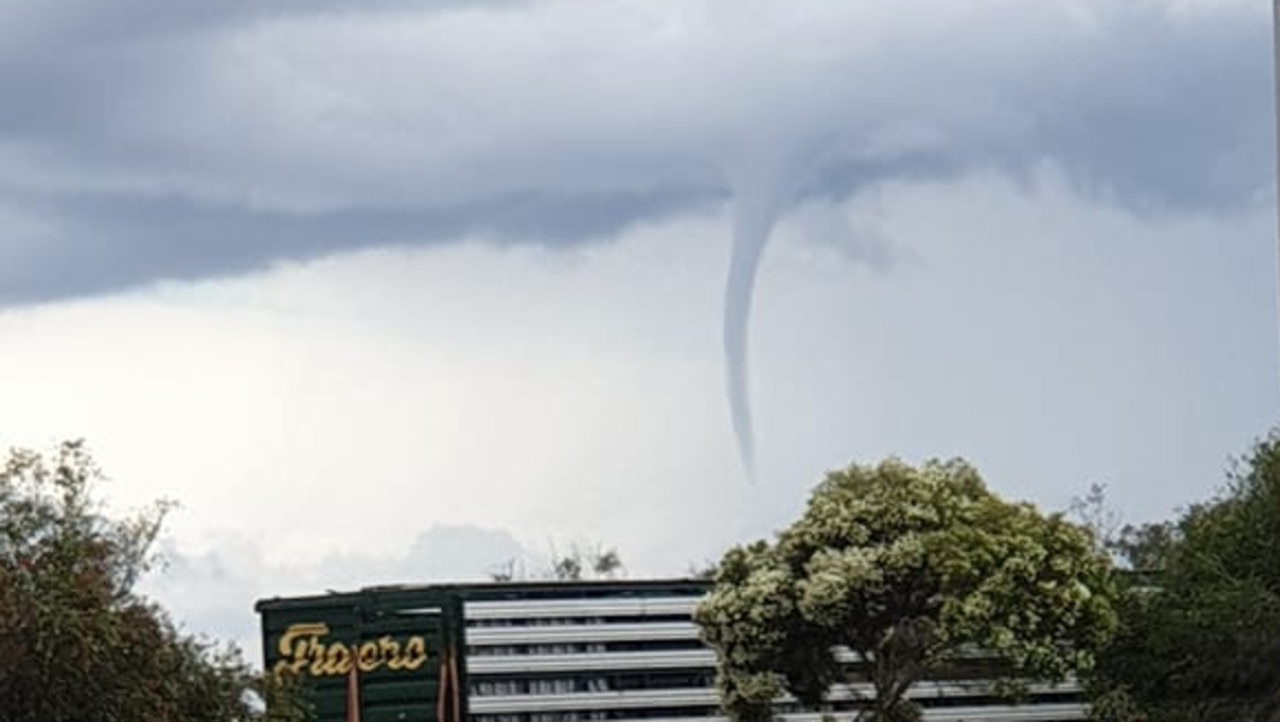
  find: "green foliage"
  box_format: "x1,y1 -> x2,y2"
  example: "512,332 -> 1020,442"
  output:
686,560 -> 719,580
0,440 -> 303,722
1088,431 -> 1280,722
695,458 -> 1117,722
489,540 -> 625,582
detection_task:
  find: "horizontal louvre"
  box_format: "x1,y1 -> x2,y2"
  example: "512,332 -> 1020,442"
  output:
470,688 -> 715,713
469,682 -> 1081,713
798,706 -> 1090,722
467,622 -> 700,646
469,650 -> 712,674
465,597 -> 699,621
469,648 -> 1011,673
917,704 -> 1086,722
552,705 -> 1087,722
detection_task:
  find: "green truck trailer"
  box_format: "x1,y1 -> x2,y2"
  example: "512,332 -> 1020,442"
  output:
258,585 -> 469,722
256,579 -> 1086,722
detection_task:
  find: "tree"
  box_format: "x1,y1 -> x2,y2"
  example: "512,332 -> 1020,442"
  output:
694,458 -> 1117,722
488,541 -> 625,582
0,440 -> 302,722
686,560 -> 718,580
1067,483 -> 1124,557
1088,431 -> 1280,722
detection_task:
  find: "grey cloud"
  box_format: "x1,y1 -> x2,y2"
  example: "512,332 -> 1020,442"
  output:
0,1 -> 1270,304
1020,11 -> 1271,213
1,183 -> 711,304
0,1 -> 508,50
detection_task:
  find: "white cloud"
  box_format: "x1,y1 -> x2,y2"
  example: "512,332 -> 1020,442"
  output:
141,523 -> 533,665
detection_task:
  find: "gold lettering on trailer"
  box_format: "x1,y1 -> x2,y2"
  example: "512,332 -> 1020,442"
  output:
357,640 -> 381,672
402,636 -> 428,670
380,638 -> 403,669
319,643 -> 353,676
277,623 -> 328,675
273,623 -> 432,678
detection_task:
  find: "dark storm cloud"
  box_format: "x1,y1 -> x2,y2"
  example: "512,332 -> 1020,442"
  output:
0,1 -> 1270,304
0,183 -> 712,304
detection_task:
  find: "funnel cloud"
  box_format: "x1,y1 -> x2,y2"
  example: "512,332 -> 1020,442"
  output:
723,200 -> 774,479
721,154 -> 799,479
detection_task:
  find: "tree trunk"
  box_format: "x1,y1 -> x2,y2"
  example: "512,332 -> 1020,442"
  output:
868,619 -> 925,722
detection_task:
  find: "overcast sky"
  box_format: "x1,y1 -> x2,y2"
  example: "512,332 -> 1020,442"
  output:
1,0 -> 1276,661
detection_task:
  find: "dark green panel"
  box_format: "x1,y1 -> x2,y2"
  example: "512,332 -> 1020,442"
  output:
361,679 -> 442,705
362,703 -> 436,722
259,588 -> 464,722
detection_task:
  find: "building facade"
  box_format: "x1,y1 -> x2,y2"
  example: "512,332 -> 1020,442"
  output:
256,579 -> 1086,722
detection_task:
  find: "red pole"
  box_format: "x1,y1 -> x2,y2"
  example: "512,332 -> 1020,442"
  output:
347,647 -> 362,722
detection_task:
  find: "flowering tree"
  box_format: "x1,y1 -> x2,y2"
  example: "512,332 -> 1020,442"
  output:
694,458 -> 1117,722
